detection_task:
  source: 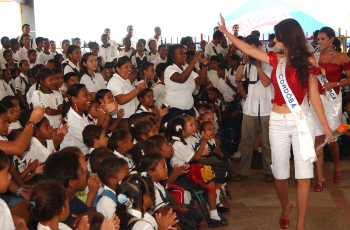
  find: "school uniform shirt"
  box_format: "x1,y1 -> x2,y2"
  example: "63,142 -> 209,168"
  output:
109,39 -> 118,48
153,80 -> 165,107
121,35 -> 138,49
118,49 -> 133,59
131,52 -> 147,67
205,42 -> 222,57
0,198 -> 15,230
151,56 -> 167,68
98,45 -> 118,64
306,42 -> 320,53
0,79 -> 15,100
18,47 -> 29,62
207,69 -> 219,88
164,64 -> 199,110
170,136 -> 194,167
135,105 -> 152,113
147,37 -> 162,50
128,209 -> 158,230
154,182 -> 169,211
242,63 -> 274,116
22,137 -> 55,163
9,121 -> 22,130
11,49 -> 19,62
63,61 -> 80,75
37,52 -> 55,65
147,52 -> 158,63
113,150 -> 134,171
217,75 -> 236,103
37,222 -> 72,230
96,185 -> 117,221
107,73 -> 137,118
60,108 -> 90,155
265,45 -> 277,53
31,89 -> 63,128
0,48 -> 6,66
26,83 -> 37,105
80,73 -> 106,94
29,62 -> 37,69
15,73 -> 30,96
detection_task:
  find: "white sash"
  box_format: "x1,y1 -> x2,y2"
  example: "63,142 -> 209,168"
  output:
277,57 -> 316,163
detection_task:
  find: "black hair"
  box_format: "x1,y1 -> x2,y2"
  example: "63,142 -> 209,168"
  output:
53,54 -> 63,62
42,38 -> 49,43
95,89 -> 111,104
116,118 -> 129,130
0,104 -> 7,116
3,49 -> 12,58
19,60 -> 28,67
66,45 -> 80,61
73,37 -> 81,43
268,33 -> 276,41
0,149 -> 9,171
148,39 -> 157,52
89,147 -> 114,173
332,38 -> 342,52
209,55 -> 220,63
166,44 -> 183,66
43,150 -> 80,188
82,125 -> 104,148
61,39 -> 70,47
229,54 -> 241,64
116,174 -> 155,230
108,129 -> 130,151
51,68 -> 62,75
158,44 -> 166,51
147,135 -> 167,151
88,42 -> 99,50
36,68 -> 55,90
0,101 -> 14,110
138,38 -> 146,46
136,88 -> 153,110
217,63 -> 229,70
28,180 -> 67,222
200,120 -> 213,132
46,59 -> 61,69
213,31 -> 224,40
319,27 -> 341,52
97,157 -> 128,185
133,120 -> 155,142
79,52 -> 96,79
35,37 -> 44,46
179,36 -> 193,46
62,84 -> 86,120
7,128 -> 23,142
274,19 -> 311,87
0,36 -> 9,45
22,24 -> 30,30
19,109 -> 33,127
251,30 -> 260,38
64,72 -> 79,83
313,30 -> 320,38
166,116 -> 186,144
10,38 -> 19,46
140,62 -> 154,78
116,56 -> 131,69
155,63 -> 167,79
244,35 -> 262,47
129,140 -> 158,169
28,49 -> 36,56
136,152 -> 164,173
154,26 -> 161,31
128,113 -> 149,134
186,51 -> 195,59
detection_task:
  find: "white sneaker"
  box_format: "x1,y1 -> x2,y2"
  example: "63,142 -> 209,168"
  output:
231,150 -> 241,159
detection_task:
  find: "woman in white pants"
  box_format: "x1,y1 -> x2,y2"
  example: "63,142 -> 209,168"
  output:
219,15 -> 333,230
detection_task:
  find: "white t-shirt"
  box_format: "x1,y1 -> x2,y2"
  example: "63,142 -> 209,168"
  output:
22,137 -> 55,163
128,209 -> 158,230
37,52 -> 55,65
118,49 -> 133,59
37,222 -> 72,230
217,71 -> 237,103
153,81 -> 165,107
242,63 -> 274,116
114,150 -> 134,171
18,47 -> 29,62
60,108 -> 90,155
164,64 -> 198,110
131,53 -> 147,67
96,185 -> 116,221
0,80 -> 15,100
154,182 -> 168,211
80,73 -> 106,94
63,61 -> 80,75
31,89 -> 63,128
306,42 -> 320,53
26,83 -> 37,105
0,198 -> 15,230
107,74 -> 137,118
15,73 -> 30,96
147,52 -> 158,63
207,69 -> 219,88
151,56 -> 167,68
9,121 -> 22,130
205,42 -> 222,57
99,45 -> 118,64
170,136 -> 194,167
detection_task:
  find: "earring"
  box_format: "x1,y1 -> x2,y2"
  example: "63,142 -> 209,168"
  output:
328,44 -> 336,58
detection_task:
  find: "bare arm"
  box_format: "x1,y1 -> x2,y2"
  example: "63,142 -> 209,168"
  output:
254,61 -> 271,87
170,52 -> 203,84
115,82 -> 146,105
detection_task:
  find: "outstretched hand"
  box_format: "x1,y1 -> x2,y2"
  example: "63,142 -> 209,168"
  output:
218,13 -> 228,34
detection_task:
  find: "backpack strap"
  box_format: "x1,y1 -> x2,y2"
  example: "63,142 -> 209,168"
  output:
20,76 -> 31,94
126,217 -> 142,230
66,63 -> 80,77
93,189 -> 117,208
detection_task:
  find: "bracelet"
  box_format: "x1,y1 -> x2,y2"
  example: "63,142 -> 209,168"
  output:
134,88 -> 139,93
16,187 -> 25,197
26,121 -> 36,128
240,61 -> 246,66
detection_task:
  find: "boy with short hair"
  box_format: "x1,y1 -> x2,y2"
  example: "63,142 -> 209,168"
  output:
207,55 -> 220,88
38,38 -> 55,65
27,49 -> 37,69
82,125 -> 109,153
99,34 -> 118,65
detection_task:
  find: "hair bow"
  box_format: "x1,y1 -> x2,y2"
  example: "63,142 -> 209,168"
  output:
141,172 -> 147,178
117,194 -> 133,208
175,125 -> 182,132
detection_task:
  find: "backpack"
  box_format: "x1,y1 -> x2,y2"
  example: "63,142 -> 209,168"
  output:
93,189 -> 117,208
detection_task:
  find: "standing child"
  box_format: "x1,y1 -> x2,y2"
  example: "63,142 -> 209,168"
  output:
15,60 -> 31,109
0,149 -> 27,230
63,45 -> 81,75
131,41 -> 148,69
37,38 -> 55,65
118,37 -> 133,59
18,34 -> 31,62
147,39 -> 159,62
31,68 -> 63,128
95,157 -> 129,220
108,129 -> 134,171
80,53 -> 106,100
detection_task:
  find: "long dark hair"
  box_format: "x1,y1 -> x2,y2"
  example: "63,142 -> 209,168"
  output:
79,52 -> 96,79
319,27 -> 342,52
166,44 -> 183,66
274,19 -> 311,87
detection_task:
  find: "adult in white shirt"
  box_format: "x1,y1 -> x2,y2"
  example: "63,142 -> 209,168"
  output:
80,53 -> 106,99
104,28 -> 119,49
37,38 -> 55,65
0,36 -> 10,67
99,34 -> 118,65
265,34 -> 278,53
162,44 -> 208,123
234,36 -> 274,182
107,56 -> 146,118
147,26 -> 162,50
205,31 -> 225,57
306,30 -> 320,53
121,25 -> 137,49
60,84 -> 92,155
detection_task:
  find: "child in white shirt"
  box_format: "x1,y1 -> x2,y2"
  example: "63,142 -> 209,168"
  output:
152,45 -> 167,69
28,49 -> 37,69
15,60 -> 31,109
147,39 -> 158,62
63,45 -> 81,75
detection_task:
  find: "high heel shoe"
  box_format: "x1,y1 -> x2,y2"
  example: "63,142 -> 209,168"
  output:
334,172 -> 341,183
279,203 -> 292,229
313,180 -> 325,192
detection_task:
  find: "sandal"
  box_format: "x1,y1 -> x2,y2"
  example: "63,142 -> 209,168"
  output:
334,172 -> 341,183
279,203 -> 292,229
313,180 -> 325,192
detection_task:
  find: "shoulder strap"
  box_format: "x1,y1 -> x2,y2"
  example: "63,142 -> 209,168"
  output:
126,217 -> 142,230
20,76 -> 31,94
93,189 -> 117,207
169,139 -> 178,145
67,63 -> 80,76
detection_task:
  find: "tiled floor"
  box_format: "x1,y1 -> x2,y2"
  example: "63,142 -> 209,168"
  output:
211,157 -> 350,230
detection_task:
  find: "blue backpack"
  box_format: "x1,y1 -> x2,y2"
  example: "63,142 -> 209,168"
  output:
93,189 -> 117,208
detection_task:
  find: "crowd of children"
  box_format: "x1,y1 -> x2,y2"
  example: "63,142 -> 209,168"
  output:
0,21 -> 349,230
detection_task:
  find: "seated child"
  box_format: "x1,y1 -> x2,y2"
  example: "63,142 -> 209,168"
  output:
82,125 -> 109,154
108,129 -> 134,171
0,101 -> 21,130
132,120 -> 159,142
95,157 -> 129,220
43,148 -> 105,229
